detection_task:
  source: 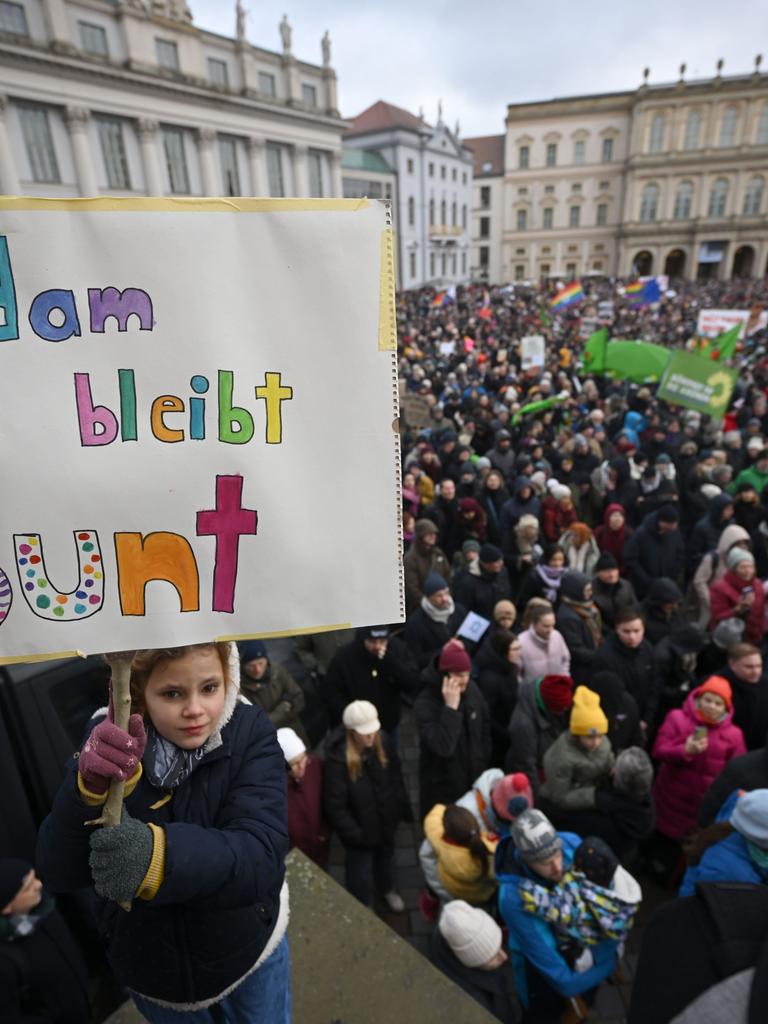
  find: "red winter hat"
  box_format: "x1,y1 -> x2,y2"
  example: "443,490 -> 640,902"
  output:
491,773 -> 533,822
696,675 -> 733,711
438,642 -> 471,674
539,675 -> 574,714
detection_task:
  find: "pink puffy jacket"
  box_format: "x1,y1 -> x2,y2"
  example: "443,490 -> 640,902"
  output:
652,687 -> 746,840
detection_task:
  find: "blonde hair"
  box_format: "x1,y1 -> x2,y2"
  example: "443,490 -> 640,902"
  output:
128,642 -> 231,714
345,730 -> 388,783
522,598 -> 554,630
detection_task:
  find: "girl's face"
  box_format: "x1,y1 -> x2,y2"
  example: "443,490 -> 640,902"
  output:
143,647 -> 227,750
534,613 -> 555,640
289,752 -> 309,781
735,559 -> 756,582
548,550 -> 565,568
577,734 -> 604,752
352,729 -> 378,750
698,691 -> 727,722
403,472 -> 415,489
608,511 -> 624,530
507,639 -> 522,663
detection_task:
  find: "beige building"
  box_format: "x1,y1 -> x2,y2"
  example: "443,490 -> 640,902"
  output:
0,0 -> 346,201
492,64 -> 768,282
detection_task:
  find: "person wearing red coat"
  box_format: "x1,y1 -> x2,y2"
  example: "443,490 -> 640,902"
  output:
708,548 -> 765,646
542,486 -> 577,543
652,677 -> 746,841
277,727 -> 330,868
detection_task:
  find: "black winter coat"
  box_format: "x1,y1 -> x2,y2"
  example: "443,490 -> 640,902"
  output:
403,602 -> 467,670
594,784 -> 655,851
698,744 -> 768,826
414,667 -> 492,818
591,633 -> 659,728
475,642 -> 520,767
592,577 -> 637,630
454,566 -> 513,621
556,603 -> 597,686
323,726 -> 410,849
623,511 -> 685,599
722,665 -> 768,752
429,929 -> 519,1022
37,702 -> 288,1006
323,636 -> 418,732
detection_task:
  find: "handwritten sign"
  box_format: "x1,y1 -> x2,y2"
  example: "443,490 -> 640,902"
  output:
0,198 -> 402,662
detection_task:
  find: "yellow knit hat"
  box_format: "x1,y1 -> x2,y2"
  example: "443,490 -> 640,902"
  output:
569,686 -> 608,736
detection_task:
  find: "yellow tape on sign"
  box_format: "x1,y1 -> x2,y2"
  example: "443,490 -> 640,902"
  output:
378,228 -> 397,352
216,622 -> 352,642
0,196 -> 370,214
0,649 -> 87,666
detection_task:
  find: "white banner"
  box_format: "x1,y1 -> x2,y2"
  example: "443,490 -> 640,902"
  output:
696,308 -> 768,339
0,198 -> 402,662
521,334 -> 546,370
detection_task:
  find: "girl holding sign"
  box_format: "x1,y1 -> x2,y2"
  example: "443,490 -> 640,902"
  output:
37,642 -> 290,1022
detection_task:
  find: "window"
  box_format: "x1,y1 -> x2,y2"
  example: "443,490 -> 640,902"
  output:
516,247 -> 525,255
266,143 -> 285,196
409,251 -> 416,279
79,21 -> 108,57
517,187 -> 528,196
639,182 -> 659,221
407,158 -> 414,174
451,253 -> 456,275
461,205 -> 467,229
0,1 -> 27,35
18,105 -> 60,183
541,263 -> 550,275
593,261 -> 603,272
544,184 -> 555,195
452,168 -> 457,182
566,262 -> 576,277
451,201 -> 457,226
302,84 -> 317,107
479,247 -> 489,269
441,253 -> 447,275
683,110 -> 701,150
719,107 -> 737,147
440,165 -> 446,180
598,180 -> 609,191
601,137 -> 614,162
479,217 -> 490,238
407,196 -> 415,226
546,142 -> 557,167
758,104 -> 768,145
571,183 -> 582,193
156,39 -> 180,71
518,145 -> 529,169
673,180 -> 693,219
462,172 -> 467,185
569,205 -> 581,227
743,176 -> 764,216
428,162 -> 434,177
258,71 -> 276,96
573,139 -> 585,165
480,185 -> 490,207
208,58 -> 229,88
515,265 -> 525,281
595,244 -> 604,252
516,208 -> 527,230
430,252 -> 435,276
308,150 -> 324,197
649,113 -> 665,153
161,127 -> 189,193
96,117 -> 130,190
440,199 -> 446,225
543,207 -> 553,229
462,251 -> 466,274
429,198 -> 435,224
596,203 -> 608,226
542,247 -> 551,254
218,136 -> 240,196
708,177 -> 729,217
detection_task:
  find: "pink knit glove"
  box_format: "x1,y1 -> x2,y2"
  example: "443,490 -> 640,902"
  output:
79,716 -> 147,794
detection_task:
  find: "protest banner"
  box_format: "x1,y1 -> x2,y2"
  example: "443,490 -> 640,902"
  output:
695,308 -> 768,339
657,350 -> 737,418
0,197 -> 403,663
400,393 -> 433,428
520,334 -> 545,370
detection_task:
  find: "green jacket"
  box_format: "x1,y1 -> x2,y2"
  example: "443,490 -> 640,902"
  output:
729,464 -> 768,496
541,732 -> 615,810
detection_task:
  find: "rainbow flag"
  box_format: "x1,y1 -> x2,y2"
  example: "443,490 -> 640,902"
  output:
550,281 -> 584,310
431,290 -> 447,308
626,279 -> 661,306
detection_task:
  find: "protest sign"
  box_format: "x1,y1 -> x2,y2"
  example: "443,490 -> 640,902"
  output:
400,393 -> 433,428
657,350 -> 737,418
696,308 -> 768,339
521,334 -> 545,370
0,198 -> 402,662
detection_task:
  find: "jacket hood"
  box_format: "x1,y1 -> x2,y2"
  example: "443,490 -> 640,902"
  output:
609,456 -> 630,485
603,503 -> 626,528
707,493 -> 735,528
560,570 -> 591,602
683,686 -> 734,727
514,476 -> 535,497
612,865 -> 642,905
645,577 -> 683,606
716,523 -> 751,558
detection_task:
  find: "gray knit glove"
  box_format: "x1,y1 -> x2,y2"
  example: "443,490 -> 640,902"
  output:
89,812 -> 153,903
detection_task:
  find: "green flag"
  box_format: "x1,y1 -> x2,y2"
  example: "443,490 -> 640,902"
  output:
604,340 -> 670,383
581,328 -> 608,374
710,323 -> 741,362
512,394 -> 567,425
657,350 -> 737,418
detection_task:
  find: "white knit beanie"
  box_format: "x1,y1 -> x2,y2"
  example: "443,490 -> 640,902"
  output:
438,901 -> 502,968
276,727 -> 306,763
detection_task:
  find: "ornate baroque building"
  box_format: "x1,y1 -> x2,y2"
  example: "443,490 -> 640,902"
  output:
0,0 -> 346,201
467,62 -> 768,282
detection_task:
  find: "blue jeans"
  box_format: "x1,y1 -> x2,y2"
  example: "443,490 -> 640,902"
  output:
131,935 -> 291,1023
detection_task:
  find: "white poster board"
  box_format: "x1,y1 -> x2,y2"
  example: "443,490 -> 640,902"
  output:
0,198 -> 403,662
521,334 -> 546,370
696,308 -> 768,339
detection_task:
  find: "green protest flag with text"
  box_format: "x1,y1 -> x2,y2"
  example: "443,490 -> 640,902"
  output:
657,350 -> 737,418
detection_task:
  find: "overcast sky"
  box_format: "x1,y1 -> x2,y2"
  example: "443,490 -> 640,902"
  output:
191,1 -> 768,137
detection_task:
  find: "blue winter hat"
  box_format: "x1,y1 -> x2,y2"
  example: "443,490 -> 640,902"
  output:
240,639 -> 268,663
424,572 -> 449,597
731,790 -> 768,850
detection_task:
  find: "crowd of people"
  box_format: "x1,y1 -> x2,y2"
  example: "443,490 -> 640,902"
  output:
6,275 -> 768,1023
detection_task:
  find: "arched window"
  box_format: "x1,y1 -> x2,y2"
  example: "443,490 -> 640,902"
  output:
407,196 -> 415,227
673,180 -> 694,219
649,113 -> 665,153
683,110 -> 701,150
708,178 -> 729,217
639,182 -> 659,222
743,176 -> 765,216
719,106 -> 738,147
757,104 -> 768,145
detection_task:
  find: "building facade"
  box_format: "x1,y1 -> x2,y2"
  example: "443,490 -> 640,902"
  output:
341,147 -> 396,205
0,0 -> 346,202
344,99 -> 473,290
491,65 -> 768,282
463,133 -> 507,284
